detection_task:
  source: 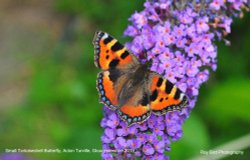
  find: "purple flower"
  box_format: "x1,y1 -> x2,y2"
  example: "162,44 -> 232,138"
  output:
129,36 -> 143,55
124,25 -> 138,37
218,17 -> 232,33
185,43 -> 198,57
159,59 -> 171,72
130,12 -> 147,29
165,71 -> 177,83
127,139 -> 141,150
186,24 -> 196,37
101,152 -> 114,160
147,116 -> 157,129
0,154 -> 33,160
176,38 -> 187,48
153,124 -> 164,136
179,15 -> 192,24
158,47 -> 174,60
137,133 -> 147,144
106,112 -> 120,128
117,123 -> 138,136
143,144 -> 155,155
163,33 -> 176,45
100,0 -> 249,159
115,137 -> 128,148
104,128 -> 116,140
173,24 -> 187,39
210,0 -> 224,10
137,122 -> 148,131
196,17 -> 209,33
101,135 -> 112,143
153,154 -> 169,160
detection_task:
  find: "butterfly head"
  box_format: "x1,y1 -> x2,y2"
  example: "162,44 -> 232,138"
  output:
146,59 -> 153,67
140,59 -> 153,70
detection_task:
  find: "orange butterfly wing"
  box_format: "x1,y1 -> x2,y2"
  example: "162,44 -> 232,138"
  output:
97,71 -> 119,110
97,70 -> 151,125
118,104 -> 151,126
94,31 -> 139,110
93,31 -> 139,70
149,73 -> 188,115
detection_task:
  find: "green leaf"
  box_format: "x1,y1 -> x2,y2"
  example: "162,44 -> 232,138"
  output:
204,78 -> 250,125
168,113 -> 210,159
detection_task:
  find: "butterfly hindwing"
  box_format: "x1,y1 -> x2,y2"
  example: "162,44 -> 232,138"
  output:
149,73 -> 188,115
97,68 -> 135,110
117,88 -> 151,126
118,104 -> 151,126
93,31 -> 139,70
96,71 -> 119,110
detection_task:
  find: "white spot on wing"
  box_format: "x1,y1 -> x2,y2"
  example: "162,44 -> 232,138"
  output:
102,32 -> 108,39
180,93 -> 184,100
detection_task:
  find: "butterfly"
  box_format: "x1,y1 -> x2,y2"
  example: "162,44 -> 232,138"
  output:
93,31 -> 189,126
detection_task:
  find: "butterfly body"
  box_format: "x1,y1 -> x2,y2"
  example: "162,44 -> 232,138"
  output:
93,31 -> 189,126
118,61 -> 151,106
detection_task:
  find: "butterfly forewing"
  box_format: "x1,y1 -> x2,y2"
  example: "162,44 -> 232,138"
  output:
93,31 -> 139,70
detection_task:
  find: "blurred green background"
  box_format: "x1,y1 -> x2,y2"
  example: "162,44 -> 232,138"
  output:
0,1 -> 249,160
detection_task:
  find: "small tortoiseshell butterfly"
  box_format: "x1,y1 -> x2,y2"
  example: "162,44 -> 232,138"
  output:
93,31 -> 189,126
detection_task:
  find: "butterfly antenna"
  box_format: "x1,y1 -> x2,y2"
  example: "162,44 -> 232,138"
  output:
147,59 -> 153,67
